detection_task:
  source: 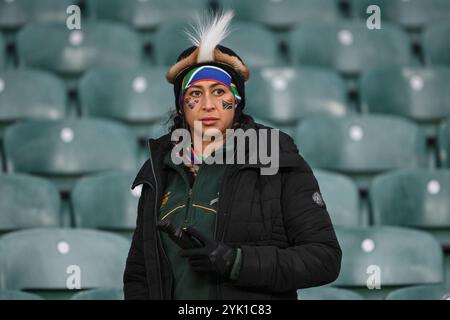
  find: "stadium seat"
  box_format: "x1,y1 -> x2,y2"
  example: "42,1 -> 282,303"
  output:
16,21 -> 142,78
0,33 -> 5,69
386,284 -> 450,300
333,226 -> 444,299
28,0 -> 81,24
349,0 -> 450,31
314,169 -> 360,227
79,66 -> 172,139
294,115 -> 427,189
0,0 -> 28,30
217,0 -> 341,29
3,119 -> 140,192
297,286 -> 364,300
72,170 -> 140,237
154,21 -> 280,68
423,22 -> 450,67
246,67 -> 350,128
360,66 -> 450,137
0,290 -> 43,300
0,173 -> 61,234
289,20 -> 412,76
0,228 -> 130,299
70,288 -> 124,300
0,69 -> 67,137
370,169 -> 450,247
87,0 -> 210,31
438,119 -> 450,168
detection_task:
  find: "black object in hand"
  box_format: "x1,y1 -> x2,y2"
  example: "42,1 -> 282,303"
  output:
157,219 -> 203,249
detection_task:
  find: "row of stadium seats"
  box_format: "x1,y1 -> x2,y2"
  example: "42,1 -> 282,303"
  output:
1,19 -> 449,74
0,115 -> 450,189
1,65 -> 450,140
1,0 -> 450,32
1,168 -> 449,235
0,226 -> 448,299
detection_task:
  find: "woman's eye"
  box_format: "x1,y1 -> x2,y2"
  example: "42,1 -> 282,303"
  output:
213,89 -> 225,95
190,91 -> 202,97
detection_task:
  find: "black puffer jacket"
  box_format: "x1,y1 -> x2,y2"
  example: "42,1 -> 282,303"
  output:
124,117 -> 342,300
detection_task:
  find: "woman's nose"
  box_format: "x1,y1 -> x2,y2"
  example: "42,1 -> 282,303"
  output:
202,93 -> 216,111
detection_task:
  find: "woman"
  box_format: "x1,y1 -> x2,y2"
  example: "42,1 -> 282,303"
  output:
124,11 -> 342,300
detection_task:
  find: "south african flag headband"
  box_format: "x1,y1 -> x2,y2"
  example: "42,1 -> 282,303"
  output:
179,65 -> 242,107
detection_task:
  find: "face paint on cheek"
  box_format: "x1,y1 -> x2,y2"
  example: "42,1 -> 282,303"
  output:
184,97 -> 198,110
222,98 -> 236,110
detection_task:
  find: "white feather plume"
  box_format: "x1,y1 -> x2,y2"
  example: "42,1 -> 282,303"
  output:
185,10 -> 234,63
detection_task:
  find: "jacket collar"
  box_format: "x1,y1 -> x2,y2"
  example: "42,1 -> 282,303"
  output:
132,118 -> 309,189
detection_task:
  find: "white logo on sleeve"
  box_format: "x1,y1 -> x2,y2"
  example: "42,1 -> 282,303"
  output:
312,192 -> 324,207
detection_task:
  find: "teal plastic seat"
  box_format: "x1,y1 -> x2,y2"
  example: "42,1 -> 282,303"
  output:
87,0 -> 210,30
70,288 -> 124,300
0,173 -> 61,233
333,226 -> 444,299
0,69 -> 67,137
297,287 -> 364,300
350,0 -> 450,31
154,21 -> 280,68
289,20 -> 412,75
314,169 -> 360,227
72,170 -> 140,236
0,228 -> 130,299
370,169 -> 450,247
386,284 -> 450,300
218,0 -> 341,29
17,21 -> 142,77
0,290 -> 43,300
294,115 -> 427,189
3,119 -> 140,192
246,67 -> 349,127
424,22 -> 450,67
360,66 -> 450,137
0,0 -> 28,30
438,119 -> 450,168
28,0 -> 80,24
79,66 -> 172,139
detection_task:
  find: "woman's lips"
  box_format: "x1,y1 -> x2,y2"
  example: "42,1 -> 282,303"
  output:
201,118 -> 219,126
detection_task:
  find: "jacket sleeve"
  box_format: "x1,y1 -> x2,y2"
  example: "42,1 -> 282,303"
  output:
233,165 -> 342,293
123,184 -> 150,300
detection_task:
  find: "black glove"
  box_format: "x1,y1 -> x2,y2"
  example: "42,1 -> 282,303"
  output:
179,226 -> 237,279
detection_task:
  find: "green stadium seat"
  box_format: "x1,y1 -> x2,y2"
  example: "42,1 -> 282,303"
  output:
438,119 -> 450,168
297,286 -> 364,300
70,288 -> 124,300
0,228 -> 130,299
333,226 -> 444,299
79,66 -> 172,139
0,173 -> 61,233
72,171 -> 140,237
0,69 -> 67,137
350,0 -> 450,31
370,169 -> 450,247
16,21 -> 142,78
154,21 -> 280,68
294,115 -> 427,189
246,67 -> 350,128
289,20 -> 412,76
386,284 -> 450,300
423,22 -> 450,67
87,0 -> 210,30
3,119 -> 140,192
0,289 -> 43,300
217,0 -> 341,29
360,66 -> 450,137
28,0 -> 81,24
0,0 -> 28,30
314,169 -> 360,227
